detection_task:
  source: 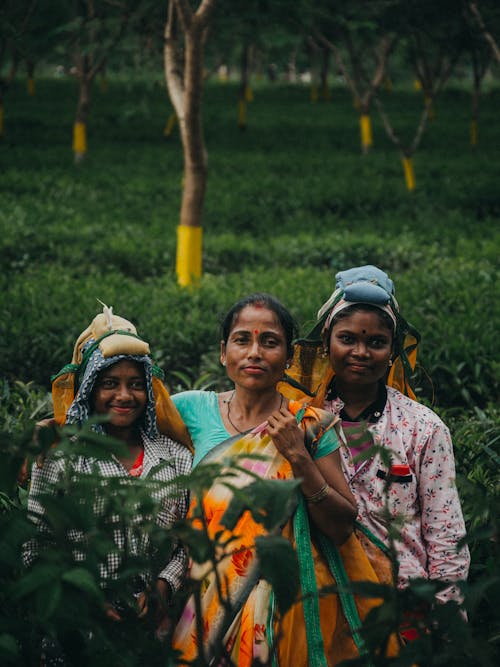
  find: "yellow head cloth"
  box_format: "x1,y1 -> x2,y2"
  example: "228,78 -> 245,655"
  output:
51,304 -> 193,451
70,305 -> 150,364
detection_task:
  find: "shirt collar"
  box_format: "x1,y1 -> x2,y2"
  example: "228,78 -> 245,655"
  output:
326,380 -> 387,423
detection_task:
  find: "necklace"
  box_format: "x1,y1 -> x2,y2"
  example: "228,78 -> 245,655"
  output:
226,391 -> 284,434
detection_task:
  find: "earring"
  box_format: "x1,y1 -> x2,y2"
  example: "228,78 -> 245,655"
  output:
320,346 -> 329,358
285,363 -> 290,369
388,359 -> 393,367
222,361 -> 226,367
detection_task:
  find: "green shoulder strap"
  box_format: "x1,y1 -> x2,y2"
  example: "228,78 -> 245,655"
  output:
293,499 -> 373,666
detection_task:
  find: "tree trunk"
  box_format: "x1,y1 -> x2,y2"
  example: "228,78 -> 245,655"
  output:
178,28 -> 208,229
238,42 -> 252,129
0,48 -> 19,137
320,47 -> 331,101
73,62 -> 91,163
26,60 -> 35,95
164,0 -> 216,286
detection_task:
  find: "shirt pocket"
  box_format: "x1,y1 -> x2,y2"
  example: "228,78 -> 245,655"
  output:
368,465 -> 418,523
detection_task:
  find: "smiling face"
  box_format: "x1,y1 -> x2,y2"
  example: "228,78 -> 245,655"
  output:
91,359 -> 147,430
328,308 -> 393,391
220,305 -> 290,393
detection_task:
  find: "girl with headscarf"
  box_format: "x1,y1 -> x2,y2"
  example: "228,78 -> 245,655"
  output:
282,265 -> 470,617
24,305 -> 193,646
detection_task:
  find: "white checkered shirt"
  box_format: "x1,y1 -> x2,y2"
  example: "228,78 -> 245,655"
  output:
24,432 -> 192,594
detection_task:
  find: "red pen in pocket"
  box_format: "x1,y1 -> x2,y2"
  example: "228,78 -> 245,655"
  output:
377,463 -> 413,483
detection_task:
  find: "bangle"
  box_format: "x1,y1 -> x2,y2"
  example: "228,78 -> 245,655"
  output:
304,483 -> 330,504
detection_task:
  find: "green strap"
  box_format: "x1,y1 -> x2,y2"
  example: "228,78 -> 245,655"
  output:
268,590 -> 279,667
152,364 -> 165,380
355,520 -> 391,556
293,496 -> 329,667
317,532 -> 371,663
293,504 -> 376,665
50,363 -> 79,382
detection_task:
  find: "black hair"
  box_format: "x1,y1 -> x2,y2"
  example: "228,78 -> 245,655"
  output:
221,293 -> 298,358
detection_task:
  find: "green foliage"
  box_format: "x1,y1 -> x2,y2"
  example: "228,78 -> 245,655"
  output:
1,79 -> 499,410
0,414 -> 304,665
1,75 -> 499,663
255,534 -> 300,614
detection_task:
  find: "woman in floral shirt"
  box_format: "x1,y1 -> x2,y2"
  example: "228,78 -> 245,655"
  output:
284,265 -> 470,607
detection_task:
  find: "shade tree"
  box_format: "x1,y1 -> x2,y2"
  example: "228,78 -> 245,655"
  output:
372,0 -> 467,190
307,0 -> 399,154
0,0 -> 38,136
59,0 -> 144,163
164,0 -> 217,287
467,0 -> 500,63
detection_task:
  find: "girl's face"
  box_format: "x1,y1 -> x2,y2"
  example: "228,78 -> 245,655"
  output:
92,360 -> 147,429
220,305 -> 290,393
328,309 -> 393,390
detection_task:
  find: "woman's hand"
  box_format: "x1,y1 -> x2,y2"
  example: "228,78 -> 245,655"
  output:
34,417 -> 59,469
266,405 -> 307,463
267,403 -> 357,545
154,579 -> 173,643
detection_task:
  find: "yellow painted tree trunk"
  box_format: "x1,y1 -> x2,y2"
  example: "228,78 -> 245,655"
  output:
402,156 -> 416,192
164,0 -> 216,287
470,119 -> 478,147
164,111 -> 177,138
360,114 -> 372,153
73,77 -> 91,163
73,121 -> 87,156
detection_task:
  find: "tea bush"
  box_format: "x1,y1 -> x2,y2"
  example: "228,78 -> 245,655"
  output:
0,75 -> 499,664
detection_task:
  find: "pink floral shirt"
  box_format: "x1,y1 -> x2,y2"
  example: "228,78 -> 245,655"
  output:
324,387 -> 470,604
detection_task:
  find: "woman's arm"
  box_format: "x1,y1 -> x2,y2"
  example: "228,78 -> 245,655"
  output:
417,422 -> 470,603
23,454 -> 64,567
267,406 -> 357,545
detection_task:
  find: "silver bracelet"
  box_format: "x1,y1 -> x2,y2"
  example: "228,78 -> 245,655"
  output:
304,483 -> 330,504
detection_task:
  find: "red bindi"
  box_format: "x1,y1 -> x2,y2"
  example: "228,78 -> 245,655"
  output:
254,329 -> 259,334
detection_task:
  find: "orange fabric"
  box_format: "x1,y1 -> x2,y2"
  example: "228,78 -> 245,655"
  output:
172,411 -> 400,665
152,376 -> 193,450
280,330 -> 419,405
52,372 -> 76,426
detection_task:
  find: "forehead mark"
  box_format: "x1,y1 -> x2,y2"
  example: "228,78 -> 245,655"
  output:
254,329 -> 259,334
362,329 -> 366,334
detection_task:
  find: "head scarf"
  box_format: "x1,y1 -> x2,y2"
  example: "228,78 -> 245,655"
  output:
279,265 -> 420,405
65,343 -> 158,438
51,304 -> 193,449
318,265 -> 399,336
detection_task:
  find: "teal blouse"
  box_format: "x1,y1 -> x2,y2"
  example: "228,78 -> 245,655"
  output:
171,390 -> 338,468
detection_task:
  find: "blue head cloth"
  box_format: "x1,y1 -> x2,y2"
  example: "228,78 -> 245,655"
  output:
335,265 -> 395,305
317,264 -> 399,332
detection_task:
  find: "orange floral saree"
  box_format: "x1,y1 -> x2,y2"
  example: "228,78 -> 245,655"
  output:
172,402 -> 399,666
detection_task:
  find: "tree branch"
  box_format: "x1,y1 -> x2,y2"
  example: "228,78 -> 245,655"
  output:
88,11 -> 130,80
195,0 -> 217,28
469,1 -> 500,62
164,0 -> 185,119
315,31 -> 359,101
175,0 -> 194,31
